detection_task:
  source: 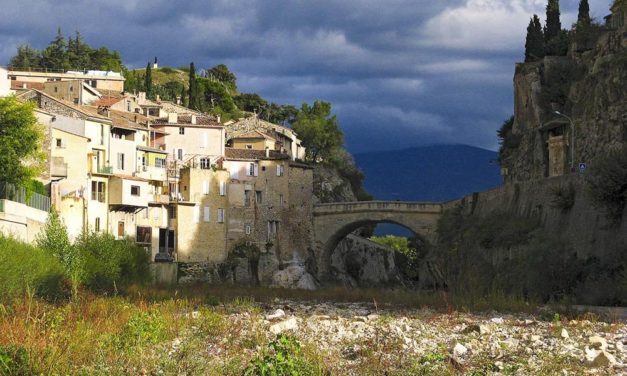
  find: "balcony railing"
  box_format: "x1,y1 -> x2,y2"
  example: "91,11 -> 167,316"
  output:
0,182 -> 50,212
97,165 -> 113,174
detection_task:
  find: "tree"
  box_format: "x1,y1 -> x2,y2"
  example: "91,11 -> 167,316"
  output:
42,27 -> 68,70
207,64 -> 237,93
67,31 -> 91,70
234,93 -> 268,113
144,62 -> 153,99
544,0 -> 561,43
0,97 -> 46,187
188,62 -> 198,110
577,0 -> 590,26
525,15 -> 545,62
292,101 -> 343,162
9,45 -> 41,69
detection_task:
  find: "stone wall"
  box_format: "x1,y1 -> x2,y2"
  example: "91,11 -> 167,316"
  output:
446,175 -> 627,260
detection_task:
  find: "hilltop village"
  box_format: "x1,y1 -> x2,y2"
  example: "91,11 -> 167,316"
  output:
0,66 -> 318,286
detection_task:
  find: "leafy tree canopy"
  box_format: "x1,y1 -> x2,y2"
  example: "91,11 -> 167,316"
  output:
206,64 -> 237,93
8,28 -> 125,72
0,97 -> 46,187
292,101 -> 343,162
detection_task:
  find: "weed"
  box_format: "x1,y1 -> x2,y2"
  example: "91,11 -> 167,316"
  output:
244,334 -> 322,376
0,345 -> 35,375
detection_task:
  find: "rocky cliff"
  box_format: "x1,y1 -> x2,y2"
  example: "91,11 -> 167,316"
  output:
502,26 -> 626,183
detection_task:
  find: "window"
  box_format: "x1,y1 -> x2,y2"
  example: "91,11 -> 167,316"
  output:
276,164 -> 284,177
141,156 -> 147,167
204,206 -> 210,222
127,101 -> 131,112
217,208 -> 224,223
155,158 -> 166,168
279,194 -> 284,206
255,191 -> 263,204
244,190 -> 251,207
200,158 -> 211,169
179,127 -> 185,135
245,224 -> 251,235
117,152 -> 125,170
202,180 -> 209,195
177,148 -> 184,161
94,217 -> 100,232
247,163 -> 258,177
131,185 -> 140,196
143,207 -> 149,219
56,138 -> 64,148
91,181 -> 105,202
219,181 -> 226,196
136,226 -> 151,245
246,144 -> 253,149
267,220 -> 279,241
168,206 -> 176,219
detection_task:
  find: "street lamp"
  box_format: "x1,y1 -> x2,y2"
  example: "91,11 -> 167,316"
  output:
554,111 -> 575,171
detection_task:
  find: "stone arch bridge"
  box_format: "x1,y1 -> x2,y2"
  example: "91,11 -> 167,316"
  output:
313,201 -> 444,280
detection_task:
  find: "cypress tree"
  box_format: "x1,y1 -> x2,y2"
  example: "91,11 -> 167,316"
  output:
577,0 -> 590,26
188,62 -> 197,110
42,28 -> 68,70
544,0 -> 561,42
180,85 -> 187,107
525,15 -> 545,62
145,62 -> 153,99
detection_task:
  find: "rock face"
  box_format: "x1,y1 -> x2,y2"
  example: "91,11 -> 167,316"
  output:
330,234 -> 401,287
502,28 -> 626,183
271,264 -> 317,290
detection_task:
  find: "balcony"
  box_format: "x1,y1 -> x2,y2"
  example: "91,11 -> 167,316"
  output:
92,165 -> 113,175
152,194 -> 170,204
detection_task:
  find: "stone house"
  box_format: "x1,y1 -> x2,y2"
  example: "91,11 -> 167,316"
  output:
8,69 -> 125,92
42,79 -> 102,105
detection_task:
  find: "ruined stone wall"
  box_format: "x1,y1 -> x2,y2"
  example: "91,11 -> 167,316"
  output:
503,29 -> 626,183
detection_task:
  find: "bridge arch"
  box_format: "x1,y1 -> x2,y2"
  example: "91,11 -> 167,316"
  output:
312,201 -> 443,282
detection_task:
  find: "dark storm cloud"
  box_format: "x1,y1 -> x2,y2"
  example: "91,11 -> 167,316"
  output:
0,0 -> 614,152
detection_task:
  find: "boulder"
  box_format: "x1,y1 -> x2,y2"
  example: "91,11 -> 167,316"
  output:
269,317 -> 298,334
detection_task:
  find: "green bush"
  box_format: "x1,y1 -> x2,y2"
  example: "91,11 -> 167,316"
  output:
121,311 -> 167,348
245,335 -> 319,376
0,236 -> 67,302
75,231 -> 150,293
585,146 -> 627,224
0,345 -> 36,376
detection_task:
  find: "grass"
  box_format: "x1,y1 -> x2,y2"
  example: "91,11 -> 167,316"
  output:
0,284 -> 622,375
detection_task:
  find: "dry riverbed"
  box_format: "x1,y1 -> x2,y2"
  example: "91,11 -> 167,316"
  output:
163,300 -> 627,375
2,293 -> 626,375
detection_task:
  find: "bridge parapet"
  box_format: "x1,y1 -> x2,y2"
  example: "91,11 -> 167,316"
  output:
314,200 -> 443,215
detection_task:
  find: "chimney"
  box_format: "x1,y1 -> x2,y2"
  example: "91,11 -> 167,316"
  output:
168,112 -> 178,124
156,94 -> 160,102
216,115 -> 221,123
191,115 -> 196,124
176,96 -> 181,105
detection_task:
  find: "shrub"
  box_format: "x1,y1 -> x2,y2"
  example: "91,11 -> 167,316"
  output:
0,345 -> 36,375
244,335 -> 320,376
585,146 -> 627,224
0,236 -> 67,302
75,231 -> 150,293
549,182 -> 576,211
121,311 -> 167,348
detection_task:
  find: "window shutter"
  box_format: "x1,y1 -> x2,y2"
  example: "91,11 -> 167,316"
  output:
219,181 -> 226,196
276,165 -> 281,176
203,180 -> 209,195
204,206 -> 210,222
253,163 -> 259,176
193,205 -> 200,223
217,208 -> 224,223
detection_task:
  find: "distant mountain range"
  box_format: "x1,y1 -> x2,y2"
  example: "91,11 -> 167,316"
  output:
353,144 -> 502,236
354,144 -> 503,203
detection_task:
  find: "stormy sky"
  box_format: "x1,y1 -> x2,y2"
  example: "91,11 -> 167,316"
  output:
0,0 -> 613,153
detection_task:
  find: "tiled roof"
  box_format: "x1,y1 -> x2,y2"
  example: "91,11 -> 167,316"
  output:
224,148 -> 290,161
93,97 -> 122,107
234,130 -> 278,141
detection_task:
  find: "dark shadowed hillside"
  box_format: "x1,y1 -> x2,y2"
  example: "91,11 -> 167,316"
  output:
354,144 -> 502,203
